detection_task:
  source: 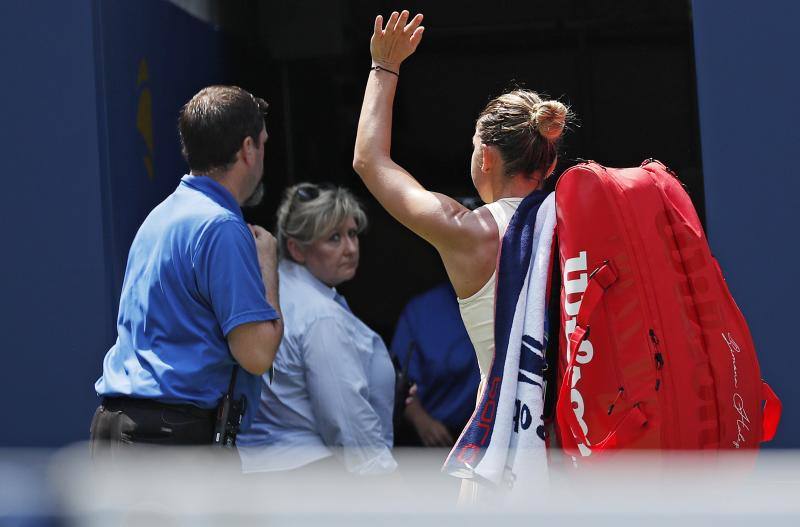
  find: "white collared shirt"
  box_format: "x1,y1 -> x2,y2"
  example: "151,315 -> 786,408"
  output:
238,260 -> 397,475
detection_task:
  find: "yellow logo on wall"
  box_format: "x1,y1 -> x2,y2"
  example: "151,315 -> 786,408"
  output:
137,58 -> 154,180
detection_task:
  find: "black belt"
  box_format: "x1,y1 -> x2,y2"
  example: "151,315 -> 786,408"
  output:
101,396 -> 215,420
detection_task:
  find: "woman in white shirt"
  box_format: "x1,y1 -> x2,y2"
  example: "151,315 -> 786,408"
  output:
237,183 -> 397,475
353,10 -> 568,411
352,10 -> 570,496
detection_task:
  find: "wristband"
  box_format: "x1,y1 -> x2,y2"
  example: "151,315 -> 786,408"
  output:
370,65 -> 399,77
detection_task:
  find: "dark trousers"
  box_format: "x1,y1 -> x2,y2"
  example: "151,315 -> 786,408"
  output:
89,397 -> 215,458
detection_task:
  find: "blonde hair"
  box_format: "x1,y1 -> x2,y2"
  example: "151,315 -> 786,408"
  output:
476,89 -> 571,178
276,183 -> 368,260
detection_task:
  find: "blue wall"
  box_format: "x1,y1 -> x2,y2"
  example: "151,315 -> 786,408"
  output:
0,0 -> 226,447
0,0 -> 109,447
692,0 -> 799,447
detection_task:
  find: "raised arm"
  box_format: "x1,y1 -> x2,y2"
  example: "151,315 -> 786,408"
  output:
352,11 -> 491,253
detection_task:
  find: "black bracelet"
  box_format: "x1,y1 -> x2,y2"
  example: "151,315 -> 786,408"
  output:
370,65 -> 399,77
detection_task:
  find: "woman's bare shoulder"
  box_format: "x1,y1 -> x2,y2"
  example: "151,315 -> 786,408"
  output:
437,204 -> 500,298
437,199 -> 498,246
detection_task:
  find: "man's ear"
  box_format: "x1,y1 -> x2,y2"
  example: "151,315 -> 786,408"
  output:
241,135 -> 257,166
286,238 -> 305,264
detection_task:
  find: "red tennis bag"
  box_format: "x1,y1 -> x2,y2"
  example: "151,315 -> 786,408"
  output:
554,159 -> 781,459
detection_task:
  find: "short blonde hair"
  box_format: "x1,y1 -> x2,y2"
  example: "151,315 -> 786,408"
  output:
276,183 -> 368,260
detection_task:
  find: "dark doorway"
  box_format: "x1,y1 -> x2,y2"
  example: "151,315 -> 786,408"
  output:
219,0 -> 703,341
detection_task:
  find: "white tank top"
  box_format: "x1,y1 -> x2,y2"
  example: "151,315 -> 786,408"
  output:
457,197 -> 523,382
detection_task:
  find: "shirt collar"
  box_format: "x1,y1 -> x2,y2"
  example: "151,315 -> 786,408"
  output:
180,174 -> 242,218
280,259 -> 339,301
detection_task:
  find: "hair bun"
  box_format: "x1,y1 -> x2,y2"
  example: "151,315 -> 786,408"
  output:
533,100 -> 568,141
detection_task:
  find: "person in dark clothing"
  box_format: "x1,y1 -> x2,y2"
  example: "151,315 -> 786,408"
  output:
391,283 -> 480,447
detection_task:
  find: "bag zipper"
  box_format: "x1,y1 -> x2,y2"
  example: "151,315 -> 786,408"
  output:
650,328 -> 664,392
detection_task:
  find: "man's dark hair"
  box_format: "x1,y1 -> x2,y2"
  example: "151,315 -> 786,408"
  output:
178,85 -> 269,174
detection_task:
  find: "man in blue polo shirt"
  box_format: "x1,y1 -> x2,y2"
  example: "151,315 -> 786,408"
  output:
91,85 -> 283,452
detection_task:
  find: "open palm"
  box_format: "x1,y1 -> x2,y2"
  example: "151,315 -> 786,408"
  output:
370,10 -> 425,71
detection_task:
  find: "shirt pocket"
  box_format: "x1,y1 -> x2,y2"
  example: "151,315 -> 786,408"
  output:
274,332 -> 305,372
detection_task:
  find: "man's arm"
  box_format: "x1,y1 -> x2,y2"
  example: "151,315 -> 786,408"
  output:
404,397 -> 454,447
227,319 -> 282,376
390,308 -> 454,447
227,224 -> 283,376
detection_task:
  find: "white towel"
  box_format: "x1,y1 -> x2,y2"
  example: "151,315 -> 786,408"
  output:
444,191 -> 556,497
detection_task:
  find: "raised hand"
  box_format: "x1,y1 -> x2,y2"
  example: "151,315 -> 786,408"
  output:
370,10 -> 424,73
249,224 -> 277,273
248,223 -> 280,310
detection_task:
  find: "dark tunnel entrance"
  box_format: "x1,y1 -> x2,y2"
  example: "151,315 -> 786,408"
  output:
188,0 -> 702,341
